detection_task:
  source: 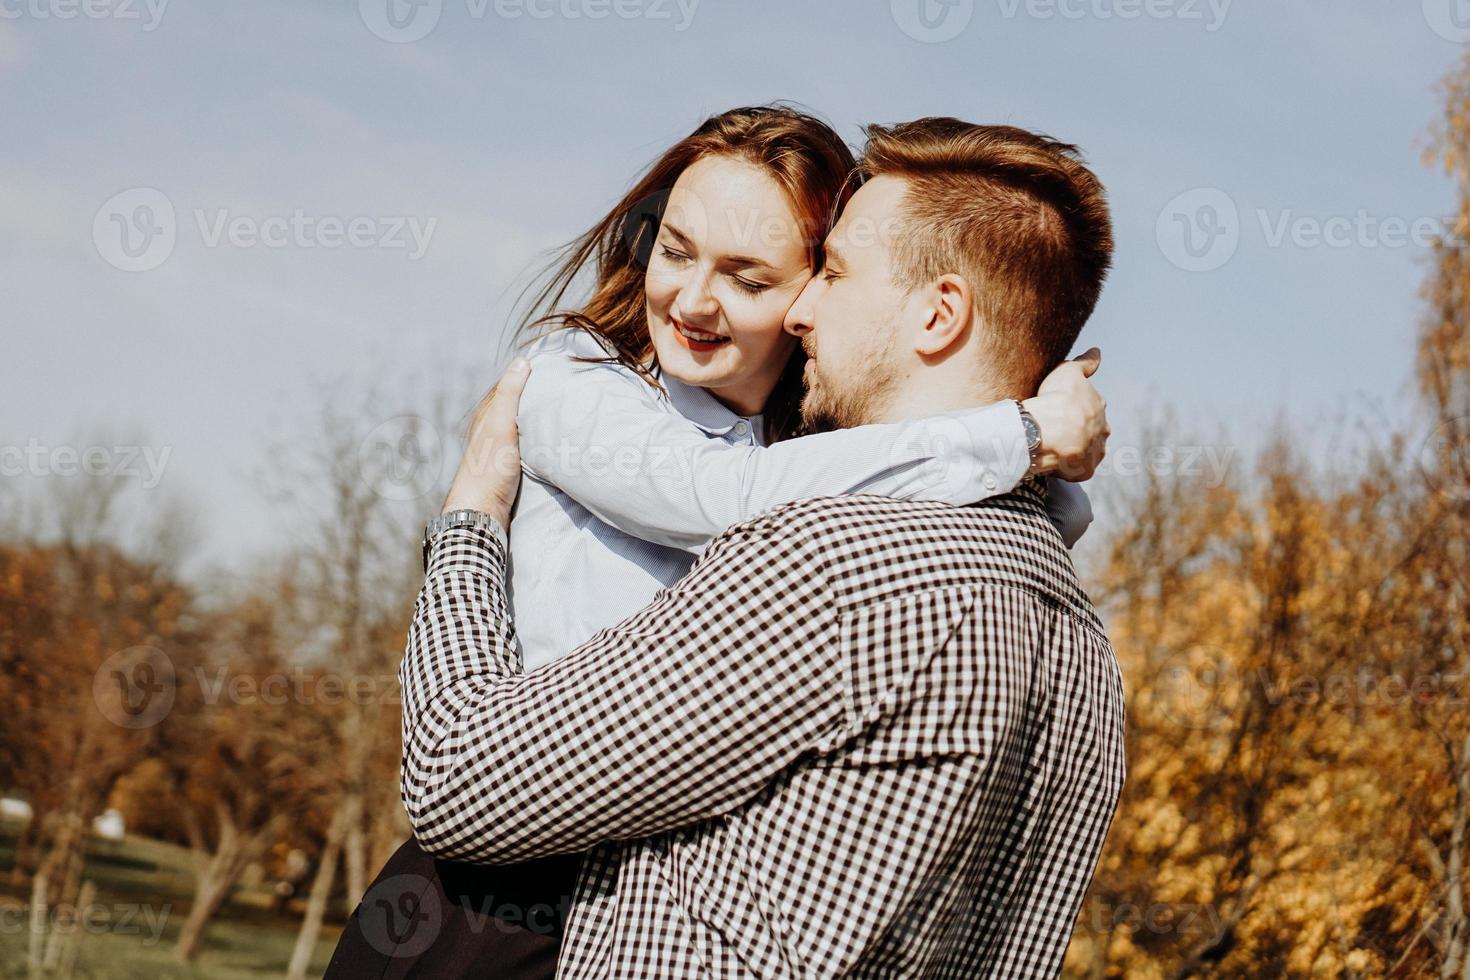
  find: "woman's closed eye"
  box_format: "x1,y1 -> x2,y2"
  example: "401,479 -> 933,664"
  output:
730,276 -> 771,295
659,244 -> 691,263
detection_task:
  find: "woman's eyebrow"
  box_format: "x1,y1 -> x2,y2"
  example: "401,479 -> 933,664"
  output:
720,253 -> 777,272
662,220 -> 779,272
662,223 -> 695,248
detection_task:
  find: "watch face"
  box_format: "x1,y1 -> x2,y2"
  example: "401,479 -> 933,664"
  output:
1022,413 -> 1042,448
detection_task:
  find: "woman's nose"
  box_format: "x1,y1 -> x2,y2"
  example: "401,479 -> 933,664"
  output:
677,271 -> 719,318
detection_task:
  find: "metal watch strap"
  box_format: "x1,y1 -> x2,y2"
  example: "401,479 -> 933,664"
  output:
422,509 -> 509,571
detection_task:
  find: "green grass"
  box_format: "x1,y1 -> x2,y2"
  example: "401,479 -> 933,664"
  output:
0,818 -> 341,979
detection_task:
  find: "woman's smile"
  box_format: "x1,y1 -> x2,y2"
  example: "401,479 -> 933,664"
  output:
670,315 -> 732,351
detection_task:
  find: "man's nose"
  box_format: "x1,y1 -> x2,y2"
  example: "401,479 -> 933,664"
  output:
783,277 -> 818,336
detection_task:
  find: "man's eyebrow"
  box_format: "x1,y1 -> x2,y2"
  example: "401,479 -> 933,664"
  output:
823,241 -> 846,266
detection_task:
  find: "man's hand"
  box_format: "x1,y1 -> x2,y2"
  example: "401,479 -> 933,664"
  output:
441,358 -> 532,526
1022,347 -> 1109,481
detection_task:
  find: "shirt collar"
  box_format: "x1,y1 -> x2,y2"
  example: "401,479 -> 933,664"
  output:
651,361 -> 764,441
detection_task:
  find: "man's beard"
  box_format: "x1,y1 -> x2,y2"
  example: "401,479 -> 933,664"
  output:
799,334 -> 900,433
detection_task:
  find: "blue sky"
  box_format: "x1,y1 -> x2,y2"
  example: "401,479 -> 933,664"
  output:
2,0 -> 1463,570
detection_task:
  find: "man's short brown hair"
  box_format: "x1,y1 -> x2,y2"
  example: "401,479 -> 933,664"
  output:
858,119 -> 1113,393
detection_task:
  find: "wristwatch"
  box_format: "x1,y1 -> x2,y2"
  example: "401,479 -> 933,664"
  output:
422,509 -> 509,570
1015,401 -> 1042,475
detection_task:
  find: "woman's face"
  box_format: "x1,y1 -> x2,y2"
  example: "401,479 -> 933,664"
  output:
645,155 -> 814,417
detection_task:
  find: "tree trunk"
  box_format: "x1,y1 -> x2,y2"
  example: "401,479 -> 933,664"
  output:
173,851 -> 238,962
8,808 -> 40,891
287,805 -> 347,980
26,870 -> 47,980
172,802 -> 286,962
51,879 -> 94,980
342,789 -> 367,917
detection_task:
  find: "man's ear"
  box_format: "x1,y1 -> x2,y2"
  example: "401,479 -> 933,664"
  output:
913,273 -> 975,358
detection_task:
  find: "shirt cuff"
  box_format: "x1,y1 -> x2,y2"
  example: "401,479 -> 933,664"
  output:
424,522 -> 509,579
945,399 -> 1030,499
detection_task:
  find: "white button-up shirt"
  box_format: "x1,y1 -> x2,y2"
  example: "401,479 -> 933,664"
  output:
507,327 -> 1091,669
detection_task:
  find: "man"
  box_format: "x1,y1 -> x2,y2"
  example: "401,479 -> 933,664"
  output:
335,118 -> 1123,978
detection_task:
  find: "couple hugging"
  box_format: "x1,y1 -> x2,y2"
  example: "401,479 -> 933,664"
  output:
327,105 -> 1124,979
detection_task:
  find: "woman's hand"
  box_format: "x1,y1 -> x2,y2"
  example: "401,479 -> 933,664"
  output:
441,358 -> 533,527
1022,347 -> 1109,481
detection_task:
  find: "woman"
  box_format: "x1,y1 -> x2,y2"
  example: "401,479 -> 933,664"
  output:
327,105 -> 1106,980
506,104 -> 1100,669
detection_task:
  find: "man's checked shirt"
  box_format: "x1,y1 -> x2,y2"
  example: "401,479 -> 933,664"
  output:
400,482 -> 1127,978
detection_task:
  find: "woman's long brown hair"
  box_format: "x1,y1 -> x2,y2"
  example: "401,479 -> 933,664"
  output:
513,104 -> 856,443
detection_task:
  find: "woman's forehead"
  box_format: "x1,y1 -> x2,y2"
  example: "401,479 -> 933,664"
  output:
665,157 -> 807,262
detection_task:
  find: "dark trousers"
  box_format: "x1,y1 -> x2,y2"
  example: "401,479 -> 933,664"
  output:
323,837 -> 584,980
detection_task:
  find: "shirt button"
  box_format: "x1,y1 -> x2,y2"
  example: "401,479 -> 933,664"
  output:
734,420 -> 749,436
983,473 -> 998,491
